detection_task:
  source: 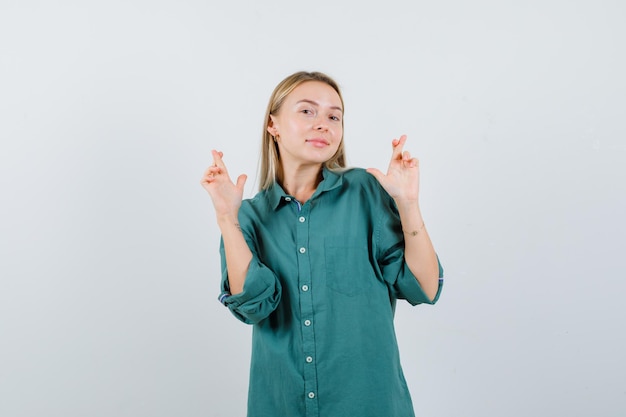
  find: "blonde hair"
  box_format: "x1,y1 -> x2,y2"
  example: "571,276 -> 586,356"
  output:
259,71 -> 347,191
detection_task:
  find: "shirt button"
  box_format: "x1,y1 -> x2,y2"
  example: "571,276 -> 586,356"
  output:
301,284 -> 309,292
299,216 -> 305,223
308,392 -> 315,399
304,319 -> 311,326
285,197 -> 292,202
306,356 -> 313,363
299,247 -> 306,254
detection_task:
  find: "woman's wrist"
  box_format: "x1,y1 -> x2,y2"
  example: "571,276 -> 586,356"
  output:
393,197 -> 420,211
216,212 -> 240,230
395,199 -> 425,233
403,221 -> 426,237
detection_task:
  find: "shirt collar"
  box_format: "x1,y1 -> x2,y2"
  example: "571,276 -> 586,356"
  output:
267,167 -> 344,211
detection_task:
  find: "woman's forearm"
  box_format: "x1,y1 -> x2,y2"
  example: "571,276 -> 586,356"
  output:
395,200 -> 440,301
217,214 -> 253,295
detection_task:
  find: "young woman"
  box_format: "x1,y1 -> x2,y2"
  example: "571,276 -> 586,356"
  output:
201,71 -> 443,417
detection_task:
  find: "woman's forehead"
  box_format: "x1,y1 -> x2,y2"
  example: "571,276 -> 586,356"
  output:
287,81 -> 343,110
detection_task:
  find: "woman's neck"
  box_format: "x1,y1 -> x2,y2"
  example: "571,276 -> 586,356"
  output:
278,163 -> 323,203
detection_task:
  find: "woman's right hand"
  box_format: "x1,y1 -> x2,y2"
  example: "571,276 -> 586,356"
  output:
200,150 -> 248,221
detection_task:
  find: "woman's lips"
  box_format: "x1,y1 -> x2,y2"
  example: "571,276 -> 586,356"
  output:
306,138 -> 329,148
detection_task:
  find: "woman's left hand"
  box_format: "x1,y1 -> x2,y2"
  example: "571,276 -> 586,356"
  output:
366,135 -> 420,203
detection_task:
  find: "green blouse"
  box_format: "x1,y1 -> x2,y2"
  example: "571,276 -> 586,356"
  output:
219,167 -> 444,417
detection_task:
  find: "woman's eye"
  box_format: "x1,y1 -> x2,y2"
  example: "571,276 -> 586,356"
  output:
330,115 -> 341,121
301,109 -> 313,114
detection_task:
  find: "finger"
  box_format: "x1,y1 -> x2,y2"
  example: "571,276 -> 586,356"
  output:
408,158 -> 419,168
203,165 -> 222,177
201,173 -> 215,186
211,149 -> 228,169
202,166 -> 213,177
235,174 -> 248,191
208,167 -> 222,178
390,135 -> 408,160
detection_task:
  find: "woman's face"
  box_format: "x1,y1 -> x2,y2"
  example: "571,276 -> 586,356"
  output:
268,81 -> 343,169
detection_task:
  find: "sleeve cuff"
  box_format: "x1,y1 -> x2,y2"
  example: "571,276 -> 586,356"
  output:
218,260 -> 281,324
218,292 -> 231,305
396,255 -> 444,305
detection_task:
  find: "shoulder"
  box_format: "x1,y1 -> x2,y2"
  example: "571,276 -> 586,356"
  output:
235,191 -> 272,239
238,190 -> 273,223
241,190 -> 269,211
325,167 -> 394,214
337,167 -> 387,196
335,167 -> 373,186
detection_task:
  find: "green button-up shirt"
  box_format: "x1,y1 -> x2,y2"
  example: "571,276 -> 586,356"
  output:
219,167 -> 443,417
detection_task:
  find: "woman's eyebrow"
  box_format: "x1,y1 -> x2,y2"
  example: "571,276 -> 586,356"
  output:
296,99 -> 343,113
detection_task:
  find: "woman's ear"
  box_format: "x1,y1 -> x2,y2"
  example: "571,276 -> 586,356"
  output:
267,116 -> 278,136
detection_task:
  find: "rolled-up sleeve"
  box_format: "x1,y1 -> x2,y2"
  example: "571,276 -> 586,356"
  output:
219,239 -> 282,325
390,254 -> 444,305
376,197 -> 444,305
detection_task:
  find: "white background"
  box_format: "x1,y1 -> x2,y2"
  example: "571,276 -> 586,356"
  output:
1,1 -> 625,416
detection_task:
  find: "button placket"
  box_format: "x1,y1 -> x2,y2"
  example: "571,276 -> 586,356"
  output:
295,202 -> 318,416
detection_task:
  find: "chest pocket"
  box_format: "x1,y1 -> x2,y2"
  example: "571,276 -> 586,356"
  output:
324,238 -> 374,296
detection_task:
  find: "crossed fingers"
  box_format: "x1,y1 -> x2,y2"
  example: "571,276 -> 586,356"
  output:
204,150 -> 225,182
391,135 -> 418,168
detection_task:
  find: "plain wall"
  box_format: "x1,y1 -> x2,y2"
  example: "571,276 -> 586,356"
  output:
1,1 -> 624,416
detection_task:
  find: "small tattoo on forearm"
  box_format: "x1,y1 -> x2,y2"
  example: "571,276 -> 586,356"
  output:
235,223 -> 241,231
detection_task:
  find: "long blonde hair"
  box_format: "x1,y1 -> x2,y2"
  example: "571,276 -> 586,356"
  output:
259,71 -> 347,191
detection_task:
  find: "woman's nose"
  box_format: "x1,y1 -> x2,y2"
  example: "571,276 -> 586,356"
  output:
315,116 -> 328,131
